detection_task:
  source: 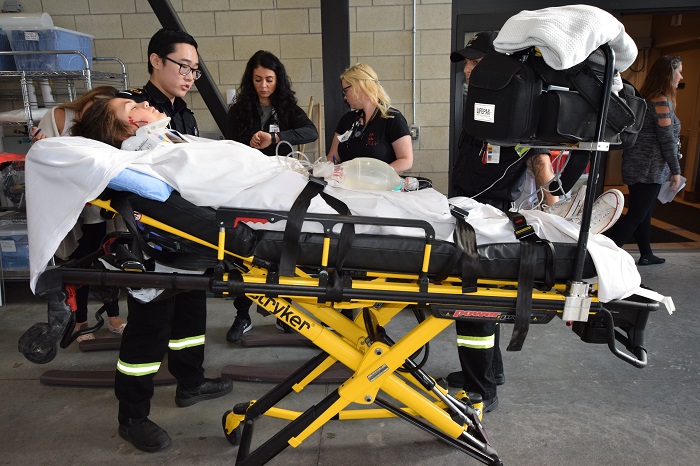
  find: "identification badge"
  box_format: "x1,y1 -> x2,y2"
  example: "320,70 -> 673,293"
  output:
269,124 -> 279,133
486,144 -> 500,164
338,129 -> 352,143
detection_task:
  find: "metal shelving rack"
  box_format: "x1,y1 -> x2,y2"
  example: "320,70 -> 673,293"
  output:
0,50 -> 128,283
0,50 -> 129,129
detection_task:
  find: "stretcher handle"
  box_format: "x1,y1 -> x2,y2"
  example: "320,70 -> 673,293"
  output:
572,43 -> 614,282
216,207 -> 437,243
601,307 -> 647,368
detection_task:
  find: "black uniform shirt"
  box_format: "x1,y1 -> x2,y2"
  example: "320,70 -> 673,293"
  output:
117,81 -> 198,136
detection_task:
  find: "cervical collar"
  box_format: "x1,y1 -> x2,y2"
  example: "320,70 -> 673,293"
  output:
121,117 -> 185,151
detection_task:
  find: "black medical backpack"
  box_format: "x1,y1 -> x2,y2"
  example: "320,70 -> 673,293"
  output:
464,48 -> 645,149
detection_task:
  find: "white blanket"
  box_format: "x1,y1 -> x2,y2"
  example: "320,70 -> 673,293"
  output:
26,137 -> 641,302
494,5 -> 638,72
25,137 -> 453,290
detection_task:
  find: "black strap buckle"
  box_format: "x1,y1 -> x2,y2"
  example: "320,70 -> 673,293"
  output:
506,211 -> 537,241
308,175 -> 327,187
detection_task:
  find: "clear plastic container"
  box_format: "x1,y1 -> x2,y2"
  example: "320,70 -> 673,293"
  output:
313,158 -> 418,191
8,26 -> 94,71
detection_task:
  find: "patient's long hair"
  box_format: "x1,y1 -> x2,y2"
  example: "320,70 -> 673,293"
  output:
226,50 -> 298,141
59,86 -> 117,113
70,97 -> 134,148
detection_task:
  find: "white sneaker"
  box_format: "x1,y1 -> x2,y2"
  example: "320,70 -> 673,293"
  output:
568,189 -> 624,234
543,186 -> 586,219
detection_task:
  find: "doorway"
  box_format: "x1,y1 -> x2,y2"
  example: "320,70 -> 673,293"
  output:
616,12 -> 700,203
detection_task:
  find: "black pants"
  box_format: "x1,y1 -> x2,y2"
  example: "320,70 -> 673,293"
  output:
455,321 -> 502,402
70,222 -> 119,323
605,183 -> 661,256
115,290 -> 207,421
452,196 -> 507,402
233,296 -> 253,320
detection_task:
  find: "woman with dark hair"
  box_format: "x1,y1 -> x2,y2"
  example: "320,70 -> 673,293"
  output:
606,55 -> 684,266
225,50 -> 318,342
226,50 -> 318,157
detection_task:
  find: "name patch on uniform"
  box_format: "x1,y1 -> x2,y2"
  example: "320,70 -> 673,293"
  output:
473,103 -> 495,123
486,144 -> 500,164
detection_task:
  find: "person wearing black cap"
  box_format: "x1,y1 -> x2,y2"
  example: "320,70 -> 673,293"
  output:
114,28 -> 232,454
450,31 -> 557,209
446,31 -> 556,414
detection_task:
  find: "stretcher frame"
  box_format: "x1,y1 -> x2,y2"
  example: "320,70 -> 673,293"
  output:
19,44 -> 660,465
20,195 -> 657,465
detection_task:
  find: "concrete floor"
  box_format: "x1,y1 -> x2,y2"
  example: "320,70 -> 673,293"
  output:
1,249 -> 699,466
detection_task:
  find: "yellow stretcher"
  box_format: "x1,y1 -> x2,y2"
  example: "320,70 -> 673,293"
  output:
18,184 -> 659,466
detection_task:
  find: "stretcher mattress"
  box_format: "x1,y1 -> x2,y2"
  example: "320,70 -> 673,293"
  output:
122,191 -> 596,281
252,231 -> 596,280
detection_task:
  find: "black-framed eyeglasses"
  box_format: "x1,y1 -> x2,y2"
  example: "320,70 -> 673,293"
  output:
341,84 -> 352,97
162,56 -> 202,80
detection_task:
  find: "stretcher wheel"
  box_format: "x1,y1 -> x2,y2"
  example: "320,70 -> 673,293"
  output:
222,410 -> 242,446
18,323 -> 59,364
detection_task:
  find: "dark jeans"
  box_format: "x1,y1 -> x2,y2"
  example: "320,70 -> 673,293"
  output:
605,183 -> 661,256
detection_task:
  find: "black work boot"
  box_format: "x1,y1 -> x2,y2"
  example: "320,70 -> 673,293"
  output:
118,417 -> 171,453
175,377 -> 233,407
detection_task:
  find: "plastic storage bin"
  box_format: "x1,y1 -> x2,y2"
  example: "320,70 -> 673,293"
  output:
0,222 -> 29,276
0,29 -> 16,70
8,26 -> 93,71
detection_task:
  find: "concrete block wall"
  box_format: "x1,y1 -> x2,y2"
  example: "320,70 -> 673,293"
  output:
19,0 -> 452,192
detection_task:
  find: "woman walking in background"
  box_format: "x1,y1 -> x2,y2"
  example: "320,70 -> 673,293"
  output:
606,55 -> 683,265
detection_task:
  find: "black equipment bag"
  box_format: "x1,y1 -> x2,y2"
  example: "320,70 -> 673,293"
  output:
610,81 -> 646,150
464,48 -> 645,148
464,53 -> 542,143
537,90 -> 624,144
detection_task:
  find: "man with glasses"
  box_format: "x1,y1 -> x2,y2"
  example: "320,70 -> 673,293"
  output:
117,28 -> 201,136
114,28 -> 232,454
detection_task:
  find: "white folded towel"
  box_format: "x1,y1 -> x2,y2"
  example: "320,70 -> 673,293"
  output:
494,5 -> 638,72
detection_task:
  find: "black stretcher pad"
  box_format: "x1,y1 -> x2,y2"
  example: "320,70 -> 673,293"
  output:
118,191 -> 597,281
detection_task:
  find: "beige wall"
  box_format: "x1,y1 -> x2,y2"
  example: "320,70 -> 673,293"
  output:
19,0 -> 452,193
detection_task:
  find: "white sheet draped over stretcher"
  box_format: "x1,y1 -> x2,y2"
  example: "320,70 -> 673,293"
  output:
25,136 -> 641,302
25,136 -> 453,290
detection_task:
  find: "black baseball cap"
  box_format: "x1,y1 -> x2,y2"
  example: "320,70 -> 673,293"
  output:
450,31 -> 498,62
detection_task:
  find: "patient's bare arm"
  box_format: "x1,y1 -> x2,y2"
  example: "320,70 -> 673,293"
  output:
528,152 -> 559,207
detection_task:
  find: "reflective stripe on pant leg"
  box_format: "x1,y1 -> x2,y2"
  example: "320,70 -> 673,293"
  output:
168,334 -> 205,350
117,359 -> 161,376
456,333 -> 495,349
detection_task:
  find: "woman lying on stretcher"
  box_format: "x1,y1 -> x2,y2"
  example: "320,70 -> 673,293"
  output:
25,94 -> 640,302
72,96 -> 625,235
